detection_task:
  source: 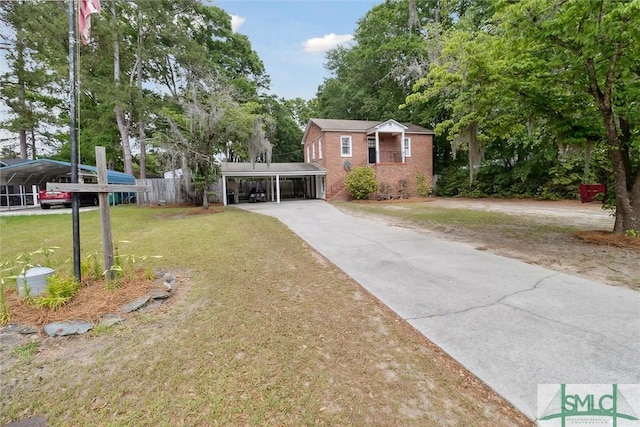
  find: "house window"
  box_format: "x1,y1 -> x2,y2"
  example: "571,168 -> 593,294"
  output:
312,142 -> 316,161
306,146 -> 310,163
403,137 -> 411,157
341,135 -> 352,157
319,138 -> 323,159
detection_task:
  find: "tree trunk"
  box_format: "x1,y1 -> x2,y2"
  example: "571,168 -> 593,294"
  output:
180,154 -> 191,199
114,106 -> 133,174
138,123 -> 146,179
17,38 -> 28,159
202,168 -> 209,209
136,6 -> 146,179
585,51 -> 640,233
408,0 -> 419,33
30,128 -> 36,160
18,129 -> 27,159
601,113 -> 640,233
111,3 -> 133,176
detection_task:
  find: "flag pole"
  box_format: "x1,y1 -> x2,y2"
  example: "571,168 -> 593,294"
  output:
68,0 -> 81,281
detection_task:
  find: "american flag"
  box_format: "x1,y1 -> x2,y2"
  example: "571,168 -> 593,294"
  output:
79,0 -> 101,45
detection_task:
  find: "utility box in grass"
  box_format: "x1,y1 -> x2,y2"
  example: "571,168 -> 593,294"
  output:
17,266 -> 55,297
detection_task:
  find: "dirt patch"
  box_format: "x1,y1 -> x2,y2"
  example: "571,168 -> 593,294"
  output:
339,198 -> 639,290
353,197 -> 435,205
155,205 -> 225,219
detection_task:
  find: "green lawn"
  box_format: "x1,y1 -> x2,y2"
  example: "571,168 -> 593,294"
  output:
0,206 -> 531,426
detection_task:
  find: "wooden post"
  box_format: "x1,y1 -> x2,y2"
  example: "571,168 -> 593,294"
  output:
95,147 -> 115,279
47,146 -> 149,283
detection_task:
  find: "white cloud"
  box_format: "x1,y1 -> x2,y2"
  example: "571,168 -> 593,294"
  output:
230,15 -> 245,32
302,33 -> 353,53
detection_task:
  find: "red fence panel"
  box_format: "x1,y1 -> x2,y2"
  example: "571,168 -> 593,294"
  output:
579,184 -> 606,203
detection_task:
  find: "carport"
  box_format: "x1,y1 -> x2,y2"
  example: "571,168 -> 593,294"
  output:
220,162 -> 326,206
0,159 -> 135,208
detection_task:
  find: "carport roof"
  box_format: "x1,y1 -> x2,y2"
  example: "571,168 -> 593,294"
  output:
221,162 -> 326,177
0,159 -> 135,186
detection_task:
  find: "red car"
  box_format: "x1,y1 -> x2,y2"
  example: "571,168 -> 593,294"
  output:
38,189 -> 98,209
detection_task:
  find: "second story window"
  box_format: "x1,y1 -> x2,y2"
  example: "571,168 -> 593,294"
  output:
319,138 -> 323,159
312,142 -> 316,161
341,135 -> 352,157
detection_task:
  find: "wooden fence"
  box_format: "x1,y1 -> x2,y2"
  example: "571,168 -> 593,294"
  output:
136,178 -> 223,206
136,178 -> 185,206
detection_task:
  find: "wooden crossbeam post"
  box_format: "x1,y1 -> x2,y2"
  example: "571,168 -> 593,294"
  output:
47,146 -> 149,281
96,148 -> 115,278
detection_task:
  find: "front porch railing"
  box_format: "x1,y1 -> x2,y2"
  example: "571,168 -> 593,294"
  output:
371,151 -> 404,163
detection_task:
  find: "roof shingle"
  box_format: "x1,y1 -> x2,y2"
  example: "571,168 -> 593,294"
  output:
308,118 -> 434,135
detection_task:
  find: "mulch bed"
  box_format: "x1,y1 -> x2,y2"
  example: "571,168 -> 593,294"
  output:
573,230 -> 640,250
3,269 -> 157,329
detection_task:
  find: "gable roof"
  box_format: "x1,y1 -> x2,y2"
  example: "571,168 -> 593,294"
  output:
0,159 -> 135,186
302,118 -> 434,143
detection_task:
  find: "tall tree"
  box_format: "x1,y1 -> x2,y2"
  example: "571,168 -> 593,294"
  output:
109,1 -> 134,175
493,0 -> 640,233
408,0 -> 639,232
316,0 -> 461,123
157,76 -> 266,208
259,96 -> 303,163
0,1 -> 63,159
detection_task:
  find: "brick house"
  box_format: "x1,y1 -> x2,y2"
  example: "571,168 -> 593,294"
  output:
302,118 -> 434,200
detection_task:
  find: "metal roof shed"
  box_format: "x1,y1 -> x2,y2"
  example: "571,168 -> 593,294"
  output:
0,159 -> 135,186
1,159 -> 136,209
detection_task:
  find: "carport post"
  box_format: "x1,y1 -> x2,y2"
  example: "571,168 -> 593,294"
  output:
276,174 -> 280,203
270,176 -> 275,202
222,175 -> 227,206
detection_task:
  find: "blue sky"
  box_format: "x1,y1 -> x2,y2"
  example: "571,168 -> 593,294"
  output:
212,0 -> 382,100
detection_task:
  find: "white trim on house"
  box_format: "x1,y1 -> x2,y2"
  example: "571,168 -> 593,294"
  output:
403,137 -> 411,158
306,146 -> 310,162
371,119 -> 409,134
312,142 -> 316,161
340,135 -> 352,157
319,138 -> 323,159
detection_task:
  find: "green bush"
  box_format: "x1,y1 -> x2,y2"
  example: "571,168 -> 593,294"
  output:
34,274 -> 80,310
435,165 -> 469,197
436,155 -> 589,200
415,174 -> 431,197
344,166 -> 379,200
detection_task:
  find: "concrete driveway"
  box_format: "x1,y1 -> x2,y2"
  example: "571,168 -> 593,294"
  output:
0,206 -> 99,216
238,200 -> 640,420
